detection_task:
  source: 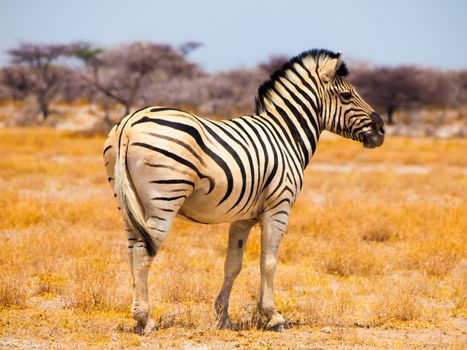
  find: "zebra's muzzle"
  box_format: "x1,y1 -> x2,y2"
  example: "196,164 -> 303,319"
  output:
363,112 -> 385,149
363,133 -> 384,148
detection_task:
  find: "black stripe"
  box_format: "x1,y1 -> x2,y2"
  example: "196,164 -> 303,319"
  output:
150,179 -> 195,187
132,142 -> 214,193
274,219 -> 287,225
220,120 -> 249,144
352,122 -> 373,134
287,66 -> 320,116
272,225 -> 284,232
335,106 -> 343,134
257,115 -> 303,191
267,185 -> 293,202
348,113 -> 369,126
264,158 -> 287,203
343,108 -> 364,118
253,119 -> 289,203
194,120 -> 247,212
231,118 -> 262,207
267,198 -> 291,211
132,117 -> 231,205
117,106 -> 150,154
103,145 -> 113,156
147,227 -> 167,233
144,131 -> 206,167
249,119 -> 278,191
151,195 -> 186,201
206,119 -> 256,214
292,62 -> 322,112
150,107 -> 181,113
241,118 -> 268,193
330,97 -> 338,132
270,102 -> 307,167
271,210 -> 289,217
276,77 -> 319,154
272,81 -> 316,163
263,110 -> 303,170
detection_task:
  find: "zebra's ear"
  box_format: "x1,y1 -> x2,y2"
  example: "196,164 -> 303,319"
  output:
318,53 -> 342,83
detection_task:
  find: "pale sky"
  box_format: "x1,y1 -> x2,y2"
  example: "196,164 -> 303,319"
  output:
0,0 -> 466,72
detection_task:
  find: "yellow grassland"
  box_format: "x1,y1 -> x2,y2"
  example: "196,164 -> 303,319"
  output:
0,128 -> 465,349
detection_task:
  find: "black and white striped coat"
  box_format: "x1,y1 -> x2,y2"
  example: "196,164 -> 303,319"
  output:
103,49 -> 385,334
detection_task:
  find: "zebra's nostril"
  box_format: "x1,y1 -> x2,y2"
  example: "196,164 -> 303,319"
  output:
379,127 -> 385,135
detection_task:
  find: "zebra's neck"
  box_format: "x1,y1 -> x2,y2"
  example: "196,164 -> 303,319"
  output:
254,55 -> 329,170
255,80 -> 322,169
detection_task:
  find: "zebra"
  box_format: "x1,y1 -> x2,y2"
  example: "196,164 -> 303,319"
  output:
103,49 -> 385,335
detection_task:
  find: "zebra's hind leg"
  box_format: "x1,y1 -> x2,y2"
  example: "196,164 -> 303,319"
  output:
131,239 -> 155,335
130,213 -> 174,335
123,221 -> 153,334
215,219 -> 256,330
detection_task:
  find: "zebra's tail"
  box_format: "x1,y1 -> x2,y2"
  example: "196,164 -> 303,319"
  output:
114,129 -> 157,256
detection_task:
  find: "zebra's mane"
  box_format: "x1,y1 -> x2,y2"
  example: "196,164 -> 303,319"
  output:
255,49 -> 348,114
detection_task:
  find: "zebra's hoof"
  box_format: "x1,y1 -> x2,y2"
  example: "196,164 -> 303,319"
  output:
133,322 -> 143,334
268,322 -> 285,332
216,317 -> 234,330
134,318 -> 156,336
266,313 -> 285,332
142,318 -> 156,336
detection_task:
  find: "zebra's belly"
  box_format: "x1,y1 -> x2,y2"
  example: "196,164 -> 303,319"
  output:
177,189 -> 258,224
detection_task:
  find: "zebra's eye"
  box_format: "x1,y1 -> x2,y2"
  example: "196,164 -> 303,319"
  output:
340,92 -> 352,100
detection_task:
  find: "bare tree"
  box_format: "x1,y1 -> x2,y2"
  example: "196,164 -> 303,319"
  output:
58,69 -> 93,104
350,66 -> 445,124
72,42 -> 201,115
1,65 -> 34,100
167,67 -> 266,117
5,43 -> 71,119
150,55 -> 291,118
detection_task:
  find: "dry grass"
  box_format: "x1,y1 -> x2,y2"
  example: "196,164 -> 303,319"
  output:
0,128 -> 465,349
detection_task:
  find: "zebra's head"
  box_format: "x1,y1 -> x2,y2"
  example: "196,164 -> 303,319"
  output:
255,49 -> 385,149
315,51 -> 385,148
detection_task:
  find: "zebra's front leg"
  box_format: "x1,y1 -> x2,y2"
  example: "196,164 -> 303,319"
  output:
258,212 -> 288,331
215,219 -> 256,329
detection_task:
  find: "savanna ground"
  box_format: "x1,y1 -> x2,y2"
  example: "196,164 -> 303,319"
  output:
0,127 -> 465,349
